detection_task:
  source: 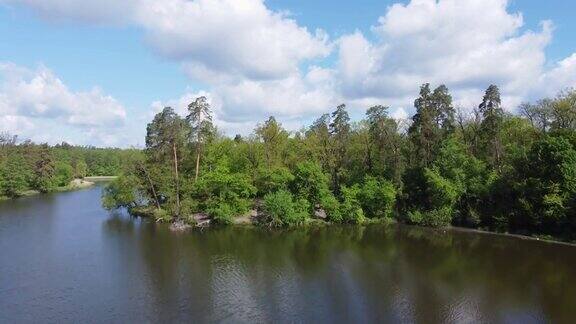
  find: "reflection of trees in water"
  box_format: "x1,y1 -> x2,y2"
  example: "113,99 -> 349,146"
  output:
101,220 -> 576,322
391,225 -> 576,323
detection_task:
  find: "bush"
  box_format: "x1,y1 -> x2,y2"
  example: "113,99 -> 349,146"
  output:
153,208 -> 171,222
102,175 -> 137,210
291,161 -> 331,205
255,166 -> 294,196
407,207 -> 452,227
339,185 -> 365,224
263,190 -> 309,227
194,164 -> 255,221
207,202 -> 235,225
319,192 -> 342,222
358,176 -> 396,219
55,161 -> 74,187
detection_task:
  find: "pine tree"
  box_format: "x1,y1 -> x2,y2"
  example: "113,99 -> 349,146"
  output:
186,96 -> 215,182
329,104 -> 351,191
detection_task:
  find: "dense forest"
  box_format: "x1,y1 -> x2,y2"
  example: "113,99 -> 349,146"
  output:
101,85 -> 574,241
0,137 -> 135,198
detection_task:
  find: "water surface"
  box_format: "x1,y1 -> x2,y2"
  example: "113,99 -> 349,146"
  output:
1,185 -> 575,323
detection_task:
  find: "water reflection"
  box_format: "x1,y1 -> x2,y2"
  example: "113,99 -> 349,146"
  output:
101,215 -> 576,323
1,186 -> 575,323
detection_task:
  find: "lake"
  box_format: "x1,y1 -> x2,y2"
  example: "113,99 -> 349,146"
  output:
1,184 -> 575,323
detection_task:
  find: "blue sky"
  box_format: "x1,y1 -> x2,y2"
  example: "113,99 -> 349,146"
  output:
1,0 -> 575,147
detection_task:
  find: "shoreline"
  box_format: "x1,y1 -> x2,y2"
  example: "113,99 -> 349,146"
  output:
446,226 -> 576,247
0,176 -> 116,201
131,206 -> 576,246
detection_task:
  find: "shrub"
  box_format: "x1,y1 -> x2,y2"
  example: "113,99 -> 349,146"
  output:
319,192 -> 342,222
407,207 -> 452,227
207,202 -> 235,225
54,161 -> 74,187
263,190 -> 309,227
153,208 -> 171,222
358,176 -> 396,218
255,166 -> 294,196
339,185 -> 365,224
102,175 -> 138,210
291,161 -> 331,205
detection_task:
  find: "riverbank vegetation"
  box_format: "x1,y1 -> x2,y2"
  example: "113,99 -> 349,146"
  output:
101,86 -> 576,241
0,137 -> 134,199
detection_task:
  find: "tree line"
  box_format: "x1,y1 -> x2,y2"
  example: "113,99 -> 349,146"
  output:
0,137 -> 135,198
102,85 -> 576,241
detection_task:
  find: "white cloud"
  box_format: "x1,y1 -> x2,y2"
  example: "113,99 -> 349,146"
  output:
336,0 -> 555,108
0,62 -> 128,145
3,0 -> 576,143
537,53 -> 576,97
0,63 -> 126,127
4,0 -> 330,82
214,66 -> 339,122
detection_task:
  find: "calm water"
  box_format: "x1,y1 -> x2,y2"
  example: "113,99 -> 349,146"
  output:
1,185 -> 575,323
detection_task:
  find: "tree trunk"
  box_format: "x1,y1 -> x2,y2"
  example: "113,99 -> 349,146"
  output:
195,146 -> 201,182
173,142 -> 180,216
139,163 -> 160,210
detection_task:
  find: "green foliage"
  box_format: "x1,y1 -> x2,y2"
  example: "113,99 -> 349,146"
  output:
407,207 -> 453,227
255,166 -> 294,196
33,146 -> 56,193
153,208 -> 171,223
290,161 -> 342,220
500,135 -> 576,237
54,161 -> 74,187
0,154 -> 30,197
339,185 -> 365,224
262,190 -> 309,227
102,175 -> 138,210
207,201 -> 235,225
194,164 -> 255,219
358,176 -> 396,219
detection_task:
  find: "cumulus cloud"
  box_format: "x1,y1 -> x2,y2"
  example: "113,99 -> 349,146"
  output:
0,62 -> 127,145
0,63 -> 126,127
3,0 -> 576,142
537,53 -> 576,97
337,0 -> 555,109
4,0 -> 330,82
3,0 -> 338,130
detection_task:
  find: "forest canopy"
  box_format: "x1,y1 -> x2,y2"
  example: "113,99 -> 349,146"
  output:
12,84 -> 575,241
0,138 -> 136,197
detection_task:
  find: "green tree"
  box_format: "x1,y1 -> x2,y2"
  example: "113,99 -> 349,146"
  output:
366,105 -> 404,184
329,104 -> 351,191
255,116 -> 289,168
358,176 -> 396,219
512,136 -> 576,236
409,83 -> 451,166
102,175 -> 139,210
0,154 -> 30,197
146,107 -> 189,216
262,189 -> 309,227
306,114 -> 332,172
54,161 -> 74,187
33,144 -> 56,193
74,159 -> 88,179
478,84 -> 505,169
339,185 -> 365,224
186,96 -> 215,182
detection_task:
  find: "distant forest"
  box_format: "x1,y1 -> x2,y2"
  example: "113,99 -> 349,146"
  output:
0,138 -> 135,197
